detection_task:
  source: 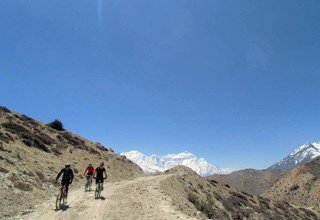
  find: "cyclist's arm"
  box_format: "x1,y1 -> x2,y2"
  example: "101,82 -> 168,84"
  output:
104,171 -> 107,179
56,169 -> 64,181
84,167 -> 88,175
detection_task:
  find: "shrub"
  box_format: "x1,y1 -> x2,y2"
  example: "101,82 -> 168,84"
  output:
38,133 -> 54,145
89,148 -> 100,155
47,119 -> 64,131
2,122 -> 29,134
0,133 -> 12,144
188,192 -> 199,205
51,147 -> 62,156
299,207 -> 317,218
96,143 -> 109,151
222,195 -> 249,210
209,179 -> 218,185
230,191 -> 248,201
20,114 -> 39,127
20,132 -> 50,153
61,132 -> 88,150
0,106 -> 11,113
289,184 -> 299,191
188,192 -> 216,219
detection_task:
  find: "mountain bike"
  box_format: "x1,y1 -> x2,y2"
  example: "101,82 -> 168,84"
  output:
54,181 -> 69,210
85,174 -> 93,191
94,178 -> 106,199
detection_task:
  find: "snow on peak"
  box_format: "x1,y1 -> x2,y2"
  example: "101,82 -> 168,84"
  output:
121,151 -> 227,176
269,141 -> 320,171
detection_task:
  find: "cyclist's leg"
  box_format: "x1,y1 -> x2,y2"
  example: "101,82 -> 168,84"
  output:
66,182 -> 70,195
62,179 -> 69,195
61,180 -> 66,192
96,178 -> 102,189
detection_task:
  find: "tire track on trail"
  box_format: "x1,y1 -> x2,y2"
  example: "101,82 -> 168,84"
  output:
14,175 -> 196,220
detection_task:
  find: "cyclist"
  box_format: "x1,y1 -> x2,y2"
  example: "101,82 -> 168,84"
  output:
84,163 -> 95,189
55,163 -> 74,199
94,162 -> 107,190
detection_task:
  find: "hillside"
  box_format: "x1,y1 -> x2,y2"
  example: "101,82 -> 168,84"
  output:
0,106 -> 143,218
208,169 -> 283,195
15,166 -> 319,220
263,156 -> 320,212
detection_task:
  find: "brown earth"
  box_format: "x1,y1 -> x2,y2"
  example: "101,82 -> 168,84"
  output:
11,166 -> 320,220
208,169 -> 283,195
263,156 -> 320,213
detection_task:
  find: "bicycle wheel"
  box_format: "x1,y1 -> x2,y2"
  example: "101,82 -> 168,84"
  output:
98,183 -> 102,197
95,184 -> 100,199
55,192 -> 62,210
87,182 -> 91,191
62,187 -> 67,204
85,180 -> 88,191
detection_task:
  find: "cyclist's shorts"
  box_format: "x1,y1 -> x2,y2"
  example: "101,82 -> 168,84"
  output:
96,178 -> 104,184
61,179 -> 71,185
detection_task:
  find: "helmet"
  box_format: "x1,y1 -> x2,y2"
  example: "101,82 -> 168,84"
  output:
65,163 -> 71,168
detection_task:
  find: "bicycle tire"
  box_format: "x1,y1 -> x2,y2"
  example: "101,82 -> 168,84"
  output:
89,179 -> 92,191
55,191 -> 62,210
85,180 -> 89,191
98,183 -> 101,198
95,183 -> 101,199
62,186 -> 67,205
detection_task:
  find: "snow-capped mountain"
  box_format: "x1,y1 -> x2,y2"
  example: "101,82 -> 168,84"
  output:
269,141 -> 320,171
121,151 -> 227,176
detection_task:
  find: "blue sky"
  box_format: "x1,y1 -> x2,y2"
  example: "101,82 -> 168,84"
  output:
1,1 -> 320,170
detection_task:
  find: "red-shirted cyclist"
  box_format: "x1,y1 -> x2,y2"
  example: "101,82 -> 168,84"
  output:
84,163 -> 95,191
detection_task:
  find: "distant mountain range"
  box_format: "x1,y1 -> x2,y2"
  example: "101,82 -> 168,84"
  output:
121,151 -> 227,176
269,141 -> 320,171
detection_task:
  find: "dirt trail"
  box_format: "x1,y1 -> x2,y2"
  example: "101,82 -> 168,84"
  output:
15,175 -> 195,220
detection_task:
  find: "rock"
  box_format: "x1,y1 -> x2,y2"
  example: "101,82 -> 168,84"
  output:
14,181 -> 33,191
6,171 -> 19,182
0,166 -> 9,173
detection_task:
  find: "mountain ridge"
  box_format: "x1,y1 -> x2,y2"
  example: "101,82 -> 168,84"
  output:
121,150 -> 227,176
269,141 -> 320,171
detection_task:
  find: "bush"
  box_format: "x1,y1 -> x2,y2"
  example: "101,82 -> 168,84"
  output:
289,184 -> 299,191
2,122 -> 29,134
299,207 -> 318,219
51,147 -> 62,156
0,106 -> 11,113
20,114 -> 39,127
0,133 -> 12,144
188,192 -> 216,219
47,119 -> 64,131
38,133 -> 54,145
20,132 -> 50,153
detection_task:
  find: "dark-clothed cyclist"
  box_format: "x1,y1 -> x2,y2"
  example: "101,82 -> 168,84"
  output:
94,162 -> 107,190
55,163 -> 74,197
